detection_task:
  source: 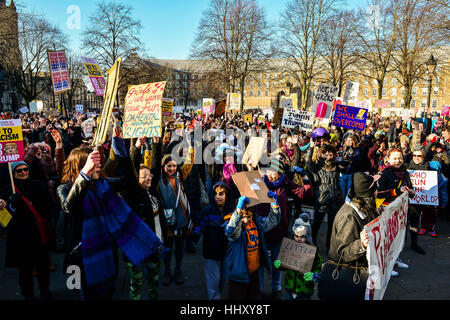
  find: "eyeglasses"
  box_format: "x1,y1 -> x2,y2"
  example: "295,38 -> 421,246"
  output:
15,168 -> 29,173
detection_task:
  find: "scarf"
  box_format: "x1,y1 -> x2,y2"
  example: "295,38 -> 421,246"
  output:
223,163 -> 237,187
81,179 -> 164,286
284,145 -> 294,160
263,174 -> 285,190
386,163 -> 406,181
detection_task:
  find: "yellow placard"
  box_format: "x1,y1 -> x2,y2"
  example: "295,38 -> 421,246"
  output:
243,114 -> 252,123
0,208 -> 12,228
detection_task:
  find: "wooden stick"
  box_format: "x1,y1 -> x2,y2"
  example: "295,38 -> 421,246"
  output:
8,162 -> 15,195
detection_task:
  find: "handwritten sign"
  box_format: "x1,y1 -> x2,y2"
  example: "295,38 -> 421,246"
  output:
227,93 -> 241,111
123,81 -> 167,139
242,137 -> 267,165
374,99 -> 390,109
277,238 -> 317,274
281,97 -> 292,109
162,98 -> 174,117
408,170 -> 439,206
365,192 -> 409,300
312,85 -> 338,120
281,109 -> 314,132
441,105 -> 450,117
75,105 -> 84,113
47,50 -> 70,94
356,100 -> 372,112
333,104 -> 368,131
81,57 -> 106,96
0,119 -> 25,163
243,114 -> 253,123
93,57 -> 122,146
343,81 -> 359,104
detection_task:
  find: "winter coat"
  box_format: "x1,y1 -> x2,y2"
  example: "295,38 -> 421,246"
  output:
305,147 -> 344,213
224,204 -> 280,283
376,165 -> 413,207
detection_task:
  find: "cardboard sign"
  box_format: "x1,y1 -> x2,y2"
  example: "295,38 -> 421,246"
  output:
0,208 -> 12,228
231,171 -> 273,207
123,81 -> 167,139
332,104 -> 368,131
93,57 -> 122,146
242,137 -> 267,165
75,105 -> 84,113
281,109 -> 314,132
408,170 -> 439,206
365,192 -> 409,300
277,238 -> 317,274
81,57 -> 106,96
162,98 -> 174,117
47,50 -> 71,94
214,99 -> 227,118
202,98 -> 215,115
312,85 -> 338,120
0,119 -> 25,163
272,108 -> 284,126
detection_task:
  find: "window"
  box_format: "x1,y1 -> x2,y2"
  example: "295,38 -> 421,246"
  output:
433,87 -> 439,95
363,88 -> 368,96
373,79 -> 377,86
243,90 -> 246,97
391,88 -> 397,96
432,99 -> 437,108
421,99 -> 427,108
372,88 -> 377,96
257,90 -> 261,97
175,73 -> 180,80
391,100 -> 396,108
392,78 -> 397,85
265,82 -> 270,89
250,91 -> 254,96
265,91 -> 269,96
411,99 -> 416,108
382,88 -> 387,96
364,79 -> 369,85
383,78 -> 387,85
412,87 -> 417,95
422,87 -> 428,95
250,82 -> 254,88
401,87 -> 405,96
401,100 -> 405,108
434,76 -> 439,83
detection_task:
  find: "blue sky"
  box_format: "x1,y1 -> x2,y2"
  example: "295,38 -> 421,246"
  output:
17,0 -> 364,60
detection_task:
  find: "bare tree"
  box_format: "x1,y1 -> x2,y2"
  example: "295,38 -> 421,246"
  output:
0,10 -> 67,107
319,9 -> 359,96
190,0 -> 274,110
391,0 -> 448,109
278,0 -> 337,109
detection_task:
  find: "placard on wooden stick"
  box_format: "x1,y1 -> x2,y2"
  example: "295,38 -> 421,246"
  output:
277,237 -> 317,274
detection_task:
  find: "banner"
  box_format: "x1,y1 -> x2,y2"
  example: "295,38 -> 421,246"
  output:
81,57 -> 106,96
281,109 -> 314,132
227,93 -> 241,111
365,192 -> 409,300
312,85 -> 338,121
343,81 -> 359,104
202,98 -> 215,115
374,99 -> 390,109
408,170 -> 439,206
332,104 -> 368,131
123,81 -> 167,139
47,50 -> 71,94
277,238 -> 317,274
93,57 -> 122,146
0,119 -> 25,163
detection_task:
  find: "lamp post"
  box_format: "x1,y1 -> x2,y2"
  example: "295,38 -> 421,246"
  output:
426,54 -> 437,113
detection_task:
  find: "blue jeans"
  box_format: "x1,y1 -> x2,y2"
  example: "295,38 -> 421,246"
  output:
259,241 -> 282,292
204,259 -> 227,300
340,173 -> 353,199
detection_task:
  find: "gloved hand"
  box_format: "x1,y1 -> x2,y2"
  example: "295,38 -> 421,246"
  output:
268,191 -> 278,205
273,260 -> 282,269
236,196 -> 250,210
303,272 -> 320,282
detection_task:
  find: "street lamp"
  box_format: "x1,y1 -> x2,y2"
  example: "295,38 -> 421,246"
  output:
426,54 -> 437,112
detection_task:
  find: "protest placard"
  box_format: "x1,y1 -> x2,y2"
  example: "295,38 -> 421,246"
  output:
343,81 -> 359,104
332,104 -> 368,131
0,119 -> 25,164
202,98 -> 215,115
356,100 -> 372,112
263,108 -> 274,119
19,107 -> 29,114
312,84 -> 338,120
365,192 -> 409,300
123,81 -> 167,139
374,99 -> 390,109
441,105 -> 450,117
29,102 -> 38,113
0,208 -> 12,228
281,109 -> 314,132
243,114 -> 253,123
162,98 -> 174,120
408,170 -> 439,206
280,97 -> 292,109
75,105 -> 84,113
272,108 -> 284,126
231,171 -> 273,207
214,99 -> 226,118
93,57 -> 121,146
81,118 -> 96,138
47,50 -> 71,94
227,93 -> 241,111
242,137 -> 267,165
81,57 -> 106,96
277,238 -> 317,274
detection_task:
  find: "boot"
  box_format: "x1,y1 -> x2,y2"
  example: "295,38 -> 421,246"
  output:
162,270 -> 171,286
410,230 -> 426,255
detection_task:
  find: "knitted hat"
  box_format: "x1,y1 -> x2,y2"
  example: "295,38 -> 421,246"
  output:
349,172 -> 379,198
10,161 -> 29,173
292,213 -> 312,244
24,145 -> 41,165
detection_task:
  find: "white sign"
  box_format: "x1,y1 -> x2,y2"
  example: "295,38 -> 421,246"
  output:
29,102 -> 38,113
344,81 -> 360,104
408,170 -> 439,206
227,93 -> 241,111
75,105 -> 84,113
281,109 -> 314,132
312,84 -> 338,120
281,97 -> 292,109
36,101 -> 44,112
19,107 -> 29,114
356,100 -> 372,112
365,192 -> 409,300
263,108 -> 274,119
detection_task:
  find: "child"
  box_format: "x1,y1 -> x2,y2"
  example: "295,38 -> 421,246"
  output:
273,213 -> 322,300
224,192 -> 280,300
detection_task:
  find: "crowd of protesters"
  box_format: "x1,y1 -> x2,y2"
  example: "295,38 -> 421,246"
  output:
0,107 -> 449,300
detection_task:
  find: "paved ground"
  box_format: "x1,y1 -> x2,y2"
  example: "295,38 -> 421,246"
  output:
0,211 -> 449,301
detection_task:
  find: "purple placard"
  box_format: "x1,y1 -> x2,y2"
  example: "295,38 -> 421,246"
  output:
333,104 -> 368,131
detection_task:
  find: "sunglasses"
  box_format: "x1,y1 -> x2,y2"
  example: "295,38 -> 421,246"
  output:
413,154 -> 423,158
15,168 -> 29,173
